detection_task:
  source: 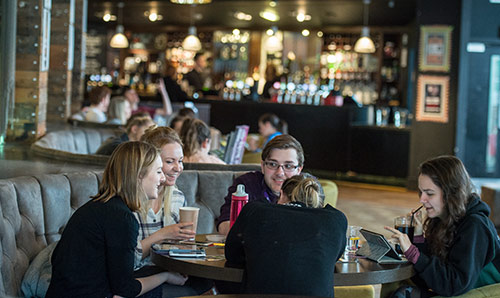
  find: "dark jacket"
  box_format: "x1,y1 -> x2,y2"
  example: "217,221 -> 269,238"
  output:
217,171 -> 278,229
414,194 -> 500,296
46,196 -> 141,298
225,201 -> 347,297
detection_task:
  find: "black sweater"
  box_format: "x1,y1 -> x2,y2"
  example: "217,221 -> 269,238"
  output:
46,196 -> 142,298
414,195 -> 500,296
225,201 -> 347,297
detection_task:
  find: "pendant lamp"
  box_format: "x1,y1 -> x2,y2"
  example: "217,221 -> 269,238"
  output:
110,2 -> 129,48
354,0 -> 375,54
182,26 -> 202,52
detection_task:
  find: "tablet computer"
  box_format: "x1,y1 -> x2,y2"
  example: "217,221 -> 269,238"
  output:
357,229 -> 407,263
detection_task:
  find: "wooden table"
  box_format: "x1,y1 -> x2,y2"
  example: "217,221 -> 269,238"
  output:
151,237 -> 415,286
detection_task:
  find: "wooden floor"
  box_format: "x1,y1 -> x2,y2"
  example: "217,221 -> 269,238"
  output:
336,181 -> 418,238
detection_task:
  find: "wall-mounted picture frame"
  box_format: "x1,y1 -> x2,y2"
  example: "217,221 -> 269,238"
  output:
419,25 -> 453,72
416,75 -> 450,123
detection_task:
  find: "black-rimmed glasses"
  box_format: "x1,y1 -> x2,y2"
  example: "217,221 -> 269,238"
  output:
264,161 -> 299,172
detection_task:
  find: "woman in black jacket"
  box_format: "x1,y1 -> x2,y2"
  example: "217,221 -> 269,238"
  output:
386,155 -> 500,297
224,174 -> 347,297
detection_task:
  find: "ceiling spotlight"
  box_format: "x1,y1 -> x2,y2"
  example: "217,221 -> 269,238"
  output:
296,13 -> 311,22
234,11 -> 252,21
266,28 -> 274,36
103,13 -> 111,22
232,28 -> 240,36
317,31 -> 324,37
149,12 -> 158,22
301,29 -> 310,36
269,0 -> 277,7
260,10 -> 279,22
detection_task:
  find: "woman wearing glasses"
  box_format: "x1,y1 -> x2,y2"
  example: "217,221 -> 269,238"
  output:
217,134 -> 304,235
224,174 -> 347,297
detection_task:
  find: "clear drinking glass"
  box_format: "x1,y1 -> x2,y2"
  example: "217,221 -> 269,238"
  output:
342,225 -> 362,262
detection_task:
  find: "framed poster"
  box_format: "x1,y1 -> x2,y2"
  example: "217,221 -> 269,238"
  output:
419,26 -> 453,72
416,75 -> 449,123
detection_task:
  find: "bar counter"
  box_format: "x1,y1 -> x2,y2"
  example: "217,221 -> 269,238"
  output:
197,98 -> 410,179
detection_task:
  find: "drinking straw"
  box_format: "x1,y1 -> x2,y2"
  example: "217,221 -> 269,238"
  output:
410,205 -> 423,227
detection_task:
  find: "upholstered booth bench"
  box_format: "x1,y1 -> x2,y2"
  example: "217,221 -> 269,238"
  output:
30,127 -> 120,165
0,169 -> 253,297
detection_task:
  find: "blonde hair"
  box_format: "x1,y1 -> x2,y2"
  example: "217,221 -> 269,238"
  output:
108,96 -> 129,125
140,126 -> 183,221
179,118 -> 211,158
282,175 -> 324,208
92,141 -> 160,211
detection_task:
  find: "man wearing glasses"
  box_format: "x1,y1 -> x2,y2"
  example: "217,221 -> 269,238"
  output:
217,134 -> 304,235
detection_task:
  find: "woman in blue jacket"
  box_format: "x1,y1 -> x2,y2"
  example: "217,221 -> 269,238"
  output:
386,155 -> 500,297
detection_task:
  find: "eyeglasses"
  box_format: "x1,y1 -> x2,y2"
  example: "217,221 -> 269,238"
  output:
264,161 -> 299,172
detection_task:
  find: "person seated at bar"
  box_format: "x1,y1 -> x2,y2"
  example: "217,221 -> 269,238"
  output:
106,96 -> 132,125
162,60 -> 189,102
169,107 -> 196,134
46,141 -> 186,297
136,126 -> 214,297
224,174 -> 347,297
96,115 -> 154,155
218,134 -> 304,235
247,113 -> 288,152
179,118 -> 225,164
85,86 -> 111,123
385,155 -> 500,298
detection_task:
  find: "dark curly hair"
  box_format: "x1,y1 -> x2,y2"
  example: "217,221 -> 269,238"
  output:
419,155 -> 475,261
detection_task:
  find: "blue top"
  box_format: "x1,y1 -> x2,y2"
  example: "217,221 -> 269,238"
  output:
257,131 -> 282,152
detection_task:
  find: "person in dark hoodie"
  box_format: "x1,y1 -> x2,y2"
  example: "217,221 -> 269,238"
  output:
385,155 -> 500,297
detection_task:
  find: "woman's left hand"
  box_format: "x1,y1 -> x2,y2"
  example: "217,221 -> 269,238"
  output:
384,226 -> 412,253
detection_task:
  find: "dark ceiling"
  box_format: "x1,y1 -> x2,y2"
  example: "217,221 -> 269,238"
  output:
88,0 -> 417,32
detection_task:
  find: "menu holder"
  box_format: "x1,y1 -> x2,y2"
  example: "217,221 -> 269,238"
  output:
356,229 -> 408,264
224,125 -> 249,164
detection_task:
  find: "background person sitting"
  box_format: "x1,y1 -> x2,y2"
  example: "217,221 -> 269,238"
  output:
85,86 -> 111,123
46,141 -> 186,297
385,155 -> 500,298
224,174 -> 347,297
106,96 -> 132,125
218,134 -> 304,235
169,107 -> 196,134
247,113 -> 288,152
96,115 -> 154,155
179,118 -> 225,164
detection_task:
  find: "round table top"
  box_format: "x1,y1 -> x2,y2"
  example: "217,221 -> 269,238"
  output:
151,235 -> 415,286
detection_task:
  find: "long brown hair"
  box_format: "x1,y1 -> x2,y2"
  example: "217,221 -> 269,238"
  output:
179,118 -> 211,158
92,141 -> 160,211
419,155 -> 475,261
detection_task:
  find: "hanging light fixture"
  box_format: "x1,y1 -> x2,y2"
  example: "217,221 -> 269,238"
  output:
110,2 -> 128,48
182,5 -> 202,52
354,0 -> 376,53
182,26 -> 202,51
